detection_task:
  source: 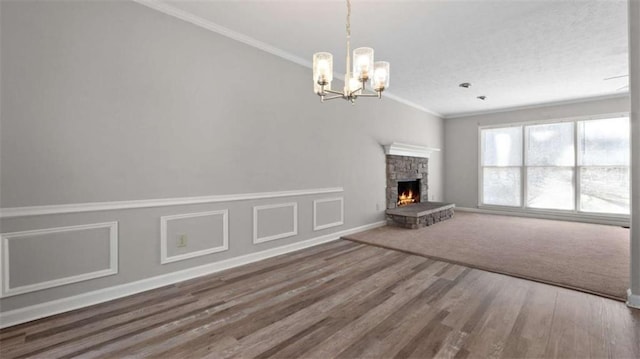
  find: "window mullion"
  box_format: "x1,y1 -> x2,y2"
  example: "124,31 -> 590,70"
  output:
574,121 -> 579,213
521,125 -> 526,209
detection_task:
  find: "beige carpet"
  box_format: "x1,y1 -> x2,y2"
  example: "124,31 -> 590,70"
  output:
343,211 -> 630,301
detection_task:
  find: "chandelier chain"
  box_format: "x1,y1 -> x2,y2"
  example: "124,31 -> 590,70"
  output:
346,0 -> 351,39
345,0 -> 351,79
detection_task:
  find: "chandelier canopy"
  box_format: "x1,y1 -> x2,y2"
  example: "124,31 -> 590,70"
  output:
312,0 -> 390,103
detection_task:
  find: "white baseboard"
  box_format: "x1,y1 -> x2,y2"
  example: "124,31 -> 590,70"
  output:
455,207 -> 630,227
628,289 -> 640,309
0,221 -> 385,329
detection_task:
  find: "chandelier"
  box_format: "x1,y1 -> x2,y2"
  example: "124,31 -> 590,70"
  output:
312,0 -> 390,103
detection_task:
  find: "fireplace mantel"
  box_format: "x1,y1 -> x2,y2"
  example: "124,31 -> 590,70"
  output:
383,143 -> 440,159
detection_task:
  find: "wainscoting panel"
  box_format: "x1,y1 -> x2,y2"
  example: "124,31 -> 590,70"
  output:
160,210 -> 229,264
313,197 -> 345,231
253,203 -> 298,244
0,222 -> 118,298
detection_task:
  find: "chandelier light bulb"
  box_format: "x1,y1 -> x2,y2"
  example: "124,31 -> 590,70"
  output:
353,47 -> 374,81
373,61 -> 390,91
348,76 -> 362,95
313,52 -> 333,85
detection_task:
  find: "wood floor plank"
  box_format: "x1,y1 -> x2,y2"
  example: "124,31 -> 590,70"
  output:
337,267 -> 455,358
434,329 -> 469,359
55,245 -> 390,359
1,295 -> 199,358
543,289 -> 594,359
460,279 -> 529,358
1,239 -> 638,359
1,285 -> 183,339
210,254 -> 423,359
601,295 -> 640,359
146,248 -> 408,358
299,262 -> 449,358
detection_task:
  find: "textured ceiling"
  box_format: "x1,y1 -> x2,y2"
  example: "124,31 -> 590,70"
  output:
158,0 -> 629,118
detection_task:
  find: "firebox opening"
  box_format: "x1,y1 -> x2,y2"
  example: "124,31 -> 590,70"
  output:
397,180 -> 420,207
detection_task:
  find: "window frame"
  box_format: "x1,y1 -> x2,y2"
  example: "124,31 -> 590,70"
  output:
478,113 -> 630,220
478,124 -> 524,208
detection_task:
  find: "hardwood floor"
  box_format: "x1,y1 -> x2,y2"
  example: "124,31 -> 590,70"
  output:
1,240 -> 639,358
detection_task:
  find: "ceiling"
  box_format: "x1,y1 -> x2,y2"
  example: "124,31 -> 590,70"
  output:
155,0 -> 629,118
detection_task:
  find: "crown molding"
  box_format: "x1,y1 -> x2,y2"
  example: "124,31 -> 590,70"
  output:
444,92 -> 630,119
133,0 -> 310,69
132,0 -> 442,118
383,92 -> 443,117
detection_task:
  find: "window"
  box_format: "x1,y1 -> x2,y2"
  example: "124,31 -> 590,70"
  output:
578,118 -> 630,214
480,126 -> 522,206
480,116 -> 629,216
525,122 -> 575,210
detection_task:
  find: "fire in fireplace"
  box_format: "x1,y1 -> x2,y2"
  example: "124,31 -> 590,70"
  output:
397,180 -> 420,207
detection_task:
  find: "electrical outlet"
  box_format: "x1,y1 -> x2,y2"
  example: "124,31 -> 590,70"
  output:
177,234 -> 188,248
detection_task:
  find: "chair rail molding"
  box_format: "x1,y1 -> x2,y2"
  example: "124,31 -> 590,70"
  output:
0,187 -> 344,219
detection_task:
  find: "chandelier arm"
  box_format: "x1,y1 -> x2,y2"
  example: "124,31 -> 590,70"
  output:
323,94 -> 346,101
348,87 -> 363,97
324,88 -> 345,95
358,92 -> 382,98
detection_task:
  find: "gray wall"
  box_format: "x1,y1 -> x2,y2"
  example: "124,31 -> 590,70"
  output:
444,96 -> 630,208
0,1 -> 443,312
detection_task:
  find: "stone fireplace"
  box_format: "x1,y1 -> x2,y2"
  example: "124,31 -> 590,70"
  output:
383,143 -> 455,229
385,155 -> 428,209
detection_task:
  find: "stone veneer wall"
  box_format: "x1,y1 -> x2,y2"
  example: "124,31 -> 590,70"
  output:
386,155 -> 429,209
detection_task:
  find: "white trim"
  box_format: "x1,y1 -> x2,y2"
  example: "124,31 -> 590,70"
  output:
0,187 -> 343,219
445,93 -> 630,119
133,0 -> 309,68
383,92 -> 442,117
313,197 -> 345,231
627,289 -> 640,309
132,0 -> 442,118
476,112 -> 629,130
0,221 -> 386,329
253,203 -> 298,244
383,142 -> 440,159
456,207 -> 630,227
0,222 -> 118,298
160,210 -> 229,264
